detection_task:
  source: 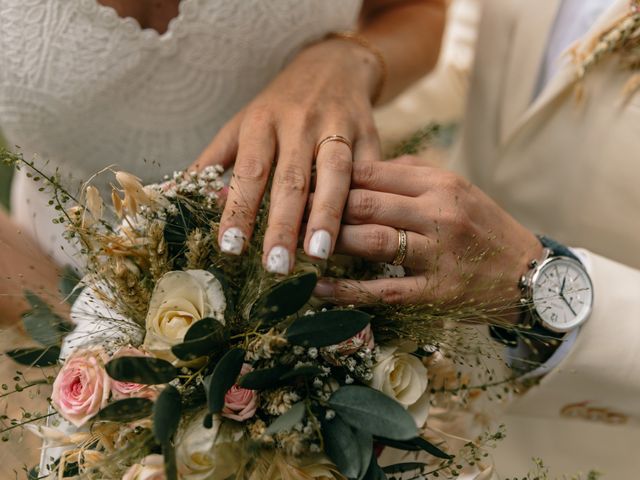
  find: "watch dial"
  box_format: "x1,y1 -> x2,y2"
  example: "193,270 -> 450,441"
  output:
531,258 -> 593,332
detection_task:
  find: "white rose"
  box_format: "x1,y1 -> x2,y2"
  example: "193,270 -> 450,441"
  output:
249,452 -> 345,480
143,270 -> 226,362
122,454 -> 165,480
176,410 -> 245,480
369,345 -> 430,427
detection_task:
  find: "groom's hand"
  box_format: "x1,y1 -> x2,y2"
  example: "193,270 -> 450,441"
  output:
314,159 -> 543,321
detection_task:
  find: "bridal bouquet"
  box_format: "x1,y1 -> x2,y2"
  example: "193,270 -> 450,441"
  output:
1,150 -> 504,480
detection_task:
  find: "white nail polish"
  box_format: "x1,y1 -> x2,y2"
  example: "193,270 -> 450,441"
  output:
266,246 -> 290,274
220,228 -> 245,255
308,229 -> 331,259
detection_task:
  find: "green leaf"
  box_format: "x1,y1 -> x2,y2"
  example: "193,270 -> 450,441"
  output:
59,265 -> 83,305
237,364 -> 290,390
163,440 -> 178,480
95,398 -> 153,422
265,401 -> 306,435
375,437 -> 453,459
285,309 -> 371,348
363,456 -> 387,480
206,348 -> 245,413
22,290 -> 70,347
381,463 -> 429,475
279,365 -> 324,382
105,357 -> 178,385
153,385 -> 182,444
329,386 -> 417,441
322,415 -> 362,479
171,318 -> 227,361
250,272 -> 318,322
6,346 -> 60,367
354,428 -> 374,480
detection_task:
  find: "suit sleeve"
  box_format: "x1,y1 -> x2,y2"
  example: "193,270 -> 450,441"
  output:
507,249 -> 640,421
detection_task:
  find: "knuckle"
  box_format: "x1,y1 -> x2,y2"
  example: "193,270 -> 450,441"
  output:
267,221 -> 297,244
234,156 -> 268,181
348,191 -> 379,223
364,228 -> 391,256
274,163 -> 308,193
318,149 -> 353,174
352,162 -> 377,185
379,284 -> 405,304
245,104 -> 273,127
314,200 -> 343,222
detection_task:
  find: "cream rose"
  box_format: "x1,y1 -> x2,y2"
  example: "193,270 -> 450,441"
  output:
176,410 -> 245,480
369,345 -> 430,427
249,452 -> 345,480
122,454 -> 166,480
143,270 -> 226,362
51,347 -> 111,427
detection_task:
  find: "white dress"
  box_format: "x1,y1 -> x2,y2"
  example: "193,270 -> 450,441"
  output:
0,0 -> 361,266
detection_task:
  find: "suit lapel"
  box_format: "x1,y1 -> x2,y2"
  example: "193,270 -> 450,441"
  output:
500,0 -> 631,146
498,0 -> 560,145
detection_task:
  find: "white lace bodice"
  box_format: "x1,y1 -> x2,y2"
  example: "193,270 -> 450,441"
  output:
0,0 -> 360,264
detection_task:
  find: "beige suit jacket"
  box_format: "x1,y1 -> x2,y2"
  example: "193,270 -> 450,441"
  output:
449,0 -> 640,477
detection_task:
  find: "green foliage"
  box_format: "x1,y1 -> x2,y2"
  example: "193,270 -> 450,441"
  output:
328,386 -> 417,441
162,440 -> 178,480
206,348 -> 244,413
376,436 -> 452,460
95,398 -> 154,422
6,346 -> 60,367
285,309 -> 370,348
250,272 -> 317,322
265,401 -> 306,435
59,265 -> 83,305
278,365 -> 324,381
363,455 -> 387,480
22,290 -> 70,347
105,356 -> 178,385
238,364 -> 289,390
153,385 -> 182,445
171,317 -> 227,361
322,415 -> 372,480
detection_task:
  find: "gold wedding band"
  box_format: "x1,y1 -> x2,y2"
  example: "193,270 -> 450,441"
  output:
392,229 -> 408,266
315,135 -> 353,158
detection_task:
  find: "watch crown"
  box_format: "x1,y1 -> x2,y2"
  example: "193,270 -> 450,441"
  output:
529,259 -> 538,268
518,275 -> 527,289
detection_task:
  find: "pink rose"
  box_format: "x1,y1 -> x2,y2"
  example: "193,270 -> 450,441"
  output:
221,363 -> 258,422
335,325 -> 375,356
51,347 -> 111,427
122,454 -> 166,480
111,346 -> 159,401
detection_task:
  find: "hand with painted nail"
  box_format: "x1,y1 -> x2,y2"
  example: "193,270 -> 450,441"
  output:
314,159 -> 544,321
188,1 -> 447,274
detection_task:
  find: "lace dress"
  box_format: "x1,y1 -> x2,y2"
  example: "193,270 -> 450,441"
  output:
0,0 -> 361,266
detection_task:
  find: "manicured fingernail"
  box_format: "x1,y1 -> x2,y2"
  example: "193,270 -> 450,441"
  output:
266,246 -> 290,274
308,229 -> 332,259
313,280 -> 335,298
220,228 -> 245,255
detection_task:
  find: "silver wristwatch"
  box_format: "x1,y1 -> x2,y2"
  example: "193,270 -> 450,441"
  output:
519,240 -> 594,333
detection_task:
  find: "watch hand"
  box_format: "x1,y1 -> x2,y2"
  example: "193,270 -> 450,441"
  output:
560,277 -> 566,295
560,294 -> 577,316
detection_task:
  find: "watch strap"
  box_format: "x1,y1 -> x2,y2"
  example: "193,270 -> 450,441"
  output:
537,235 -> 579,262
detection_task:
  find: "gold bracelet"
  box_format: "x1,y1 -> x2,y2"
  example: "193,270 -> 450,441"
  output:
327,32 -> 388,105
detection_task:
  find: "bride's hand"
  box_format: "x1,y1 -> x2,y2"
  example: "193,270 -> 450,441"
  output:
190,0 -> 446,274
313,158 -> 544,322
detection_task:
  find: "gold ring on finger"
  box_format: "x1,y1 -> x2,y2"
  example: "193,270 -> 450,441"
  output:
392,228 -> 408,266
315,135 -> 353,158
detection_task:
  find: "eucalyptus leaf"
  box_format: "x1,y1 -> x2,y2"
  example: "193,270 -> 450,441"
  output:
329,386 -> 417,441
322,415 -> 361,479
163,439 -> 178,480
381,463 -> 429,475
171,317 -> 227,361
22,290 -> 70,347
184,317 -> 226,343
95,398 -> 154,422
375,437 -> 453,459
59,265 -> 83,305
250,272 -> 317,322
6,346 -> 60,367
237,364 -> 289,390
285,309 -> 371,348
363,455 -> 387,480
105,356 -> 178,385
207,348 -> 245,413
265,401 -> 306,435
279,365 -> 324,382
353,428 -> 374,480
153,385 -> 182,444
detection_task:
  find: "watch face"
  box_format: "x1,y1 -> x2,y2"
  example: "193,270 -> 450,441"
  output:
530,257 -> 594,332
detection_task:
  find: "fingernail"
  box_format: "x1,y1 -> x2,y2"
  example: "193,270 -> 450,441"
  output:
308,229 -> 332,259
313,280 -> 335,298
220,228 -> 245,255
266,246 -> 290,274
